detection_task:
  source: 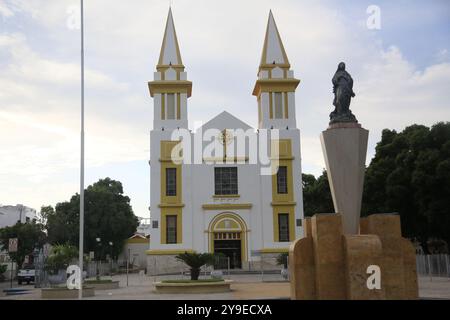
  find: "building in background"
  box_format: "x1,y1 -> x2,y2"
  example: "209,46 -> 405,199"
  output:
118,217 -> 151,270
0,204 -> 37,279
0,204 -> 37,229
147,9 -> 304,274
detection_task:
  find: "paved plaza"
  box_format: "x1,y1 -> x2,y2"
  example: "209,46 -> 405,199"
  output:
0,274 -> 449,300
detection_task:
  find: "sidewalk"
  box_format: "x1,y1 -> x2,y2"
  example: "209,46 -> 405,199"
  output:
1,275 -> 449,300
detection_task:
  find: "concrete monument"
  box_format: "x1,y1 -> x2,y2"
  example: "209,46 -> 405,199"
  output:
321,62 -> 368,234
289,63 -> 418,300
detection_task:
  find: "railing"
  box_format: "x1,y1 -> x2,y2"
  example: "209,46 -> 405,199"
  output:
416,254 -> 450,278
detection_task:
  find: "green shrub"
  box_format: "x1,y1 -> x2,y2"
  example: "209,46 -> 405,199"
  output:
45,244 -> 78,273
276,253 -> 288,268
0,264 -> 7,282
175,252 -> 215,280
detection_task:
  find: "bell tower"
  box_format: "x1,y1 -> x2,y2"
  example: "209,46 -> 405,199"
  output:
148,8 -> 192,130
252,11 -> 300,130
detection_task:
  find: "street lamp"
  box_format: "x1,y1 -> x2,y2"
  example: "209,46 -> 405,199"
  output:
95,238 -> 101,280
108,242 -> 113,276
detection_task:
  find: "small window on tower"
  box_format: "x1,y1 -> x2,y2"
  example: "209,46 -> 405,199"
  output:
166,168 -> 177,196
277,166 -> 288,194
278,213 -> 290,242
166,215 -> 177,244
274,92 -> 283,119
167,93 -> 175,119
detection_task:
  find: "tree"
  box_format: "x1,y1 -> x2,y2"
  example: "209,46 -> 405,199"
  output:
0,222 -> 47,268
363,122 -> 450,252
46,178 -> 139,258
175,252 -> 215,280
302,171 -> 334,217
302,122 -> 450,252
38,205 -> 55,225
45,244 -> 78,274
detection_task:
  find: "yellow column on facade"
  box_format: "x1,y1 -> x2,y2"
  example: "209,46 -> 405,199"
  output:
159,140 -> 183,244
271,139 -> 296,242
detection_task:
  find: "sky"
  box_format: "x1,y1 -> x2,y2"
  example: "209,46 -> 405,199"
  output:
0,0 -> 449,219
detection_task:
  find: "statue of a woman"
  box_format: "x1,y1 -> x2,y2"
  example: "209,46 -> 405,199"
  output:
330,62 -> 357,124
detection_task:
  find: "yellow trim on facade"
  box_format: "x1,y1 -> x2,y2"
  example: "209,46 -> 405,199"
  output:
160,208 -> 183,244
158,203 -> 185,208
271,139 -> 296,242
270,156 -> 295,161
272,208 -> 296,243
207,213 -> 248,262
156,65 -> 185,73
203,156 -> 248,163
202,203 -> 252,210
148,80 -> 192,98
146,249 -> 194,255
271,201 -> 297,206
259,248 -> 289,254
269,92 -> 273,119
127,238 -> 150,244
160,141 -> 183,244
212,194 -> 241,199
259,13 -> 290,71
258,96 -> 262,124
176,93 -> 181,120
284,92 -> 289,118
161,94 -> 165,119
157,9 -> 184,67
252,79 -> 300,97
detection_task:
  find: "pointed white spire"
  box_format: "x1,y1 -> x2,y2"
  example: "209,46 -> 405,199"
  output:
259,10 -> 290,68
158,7 -> 183,67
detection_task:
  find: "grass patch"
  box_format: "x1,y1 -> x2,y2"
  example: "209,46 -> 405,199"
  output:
162,279 -> 225,284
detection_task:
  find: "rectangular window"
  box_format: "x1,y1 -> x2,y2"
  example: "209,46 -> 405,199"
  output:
277,166 -> 288,194
278,213 -> 290,242
274,92 -> 283,119
167,93 -> 175,119
166,168 -> 177,196
166,215 -> 177,244
214,167 -> 238,195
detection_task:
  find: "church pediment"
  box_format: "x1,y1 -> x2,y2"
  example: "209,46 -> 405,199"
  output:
200,111 -> 253,132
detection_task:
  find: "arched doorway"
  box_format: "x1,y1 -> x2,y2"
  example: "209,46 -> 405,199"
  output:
208,213 -> 247,269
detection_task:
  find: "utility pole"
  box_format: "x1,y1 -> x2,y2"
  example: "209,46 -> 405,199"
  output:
78,0 -> 85,300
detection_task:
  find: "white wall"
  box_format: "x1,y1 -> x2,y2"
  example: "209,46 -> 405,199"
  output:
0,205 -> 37,229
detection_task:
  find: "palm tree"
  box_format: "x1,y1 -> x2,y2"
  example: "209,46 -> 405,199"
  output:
175,252 -> 215,280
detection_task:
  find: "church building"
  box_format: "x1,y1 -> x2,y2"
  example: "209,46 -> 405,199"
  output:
147,8 -> 304,273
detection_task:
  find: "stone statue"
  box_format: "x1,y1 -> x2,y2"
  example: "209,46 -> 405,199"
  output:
330,62 -> 357,124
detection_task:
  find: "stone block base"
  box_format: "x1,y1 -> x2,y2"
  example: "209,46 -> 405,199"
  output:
289,213 -> 419,300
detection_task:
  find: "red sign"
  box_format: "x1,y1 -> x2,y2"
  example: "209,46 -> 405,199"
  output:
8,238 -> 18,253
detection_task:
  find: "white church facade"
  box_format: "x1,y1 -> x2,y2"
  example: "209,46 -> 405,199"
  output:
147,9 -> 304,273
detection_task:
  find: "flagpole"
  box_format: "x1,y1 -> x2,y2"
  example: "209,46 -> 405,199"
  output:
78,0 -> 85,300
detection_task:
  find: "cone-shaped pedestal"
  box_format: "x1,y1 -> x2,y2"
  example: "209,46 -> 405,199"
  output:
320,122 -> 369,234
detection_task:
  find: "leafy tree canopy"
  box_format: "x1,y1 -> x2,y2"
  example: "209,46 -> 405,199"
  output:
363,122 -> 450,250
302,122 -> 450,252
45,178 -> 139,258
0,222 -> 47,267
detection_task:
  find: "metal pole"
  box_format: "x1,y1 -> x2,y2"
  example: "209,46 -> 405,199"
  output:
427,255 -> 432,282
445,254 -> 450,277
78,0 -> 85,300
10,259 -> 13,288
126,248 -> 130,286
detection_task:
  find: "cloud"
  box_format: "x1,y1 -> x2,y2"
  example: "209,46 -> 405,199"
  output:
1,0 -> 449,217
0,2 -> 14,17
